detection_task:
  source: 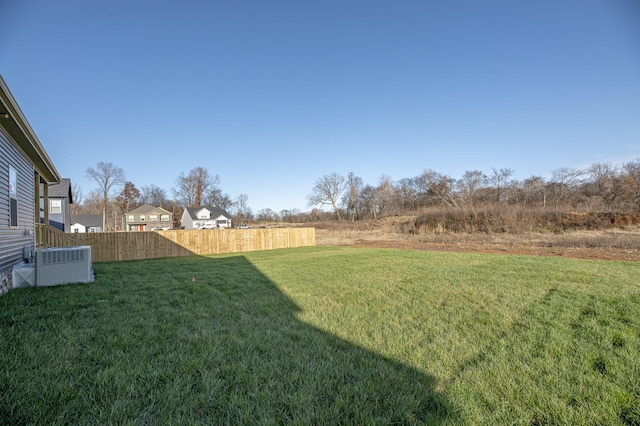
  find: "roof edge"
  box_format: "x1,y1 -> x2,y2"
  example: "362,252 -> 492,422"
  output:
0,75 -> 61,183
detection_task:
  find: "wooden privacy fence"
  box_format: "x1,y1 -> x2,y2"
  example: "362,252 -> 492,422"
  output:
69,228 -> 315,262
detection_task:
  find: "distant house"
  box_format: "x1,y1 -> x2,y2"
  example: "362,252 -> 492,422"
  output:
123,204 -> 173,231
70,214 -> 103,233
41,177 -> 73,232
1,76 -> 62,294
181,207 -> 232,230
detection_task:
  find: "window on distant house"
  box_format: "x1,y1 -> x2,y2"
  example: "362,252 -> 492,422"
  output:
9,166 -> 17,226
128,215 -> 134,222
50,199 -> 62,214
150,214 -> 157,222
161,214 -> 170,222
140,215 -> 145,221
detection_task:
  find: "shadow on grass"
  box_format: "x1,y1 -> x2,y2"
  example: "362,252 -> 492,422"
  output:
0,255 -> 457,424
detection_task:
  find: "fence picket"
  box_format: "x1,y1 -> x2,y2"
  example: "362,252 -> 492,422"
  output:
41,228 -> 315,262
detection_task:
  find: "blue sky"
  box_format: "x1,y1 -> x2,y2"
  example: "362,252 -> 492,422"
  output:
1,1 -> 639,213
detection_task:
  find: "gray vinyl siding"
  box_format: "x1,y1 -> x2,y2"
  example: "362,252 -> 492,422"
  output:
0,125 -> 35,276
45,199 -> 67,231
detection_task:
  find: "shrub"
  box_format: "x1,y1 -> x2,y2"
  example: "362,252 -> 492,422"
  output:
413,207 -> 640,235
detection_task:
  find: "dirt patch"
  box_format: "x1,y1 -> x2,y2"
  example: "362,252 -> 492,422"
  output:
311,217 -> 640,261
341,239 -> 640,261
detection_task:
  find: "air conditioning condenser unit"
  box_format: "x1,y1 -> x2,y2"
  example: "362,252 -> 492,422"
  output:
36,246 -> 94,287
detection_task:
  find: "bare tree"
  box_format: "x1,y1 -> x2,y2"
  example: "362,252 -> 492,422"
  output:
256,208 -> 278,222
280,208 -> 300,222
416,169 -> 459,208
520,176 -> 547,208
357,184 -> 378,219
82,188 -> 103,215
173,166 -> 216,208
549,167 -> 584,209
232,193 -> 253,223
586,163 -> 620,210
140,184 -> 169,208
86,161 -> 126,230
395,177 -> 418,211
342,172 -> 363,221
490,167 -> 514,204
621,159 -> 640,210
457,170 -> 487,207
205,185 -> 232,210
70,182 -> 84,215
308,172 -> 347,220
376,174 -> 395,216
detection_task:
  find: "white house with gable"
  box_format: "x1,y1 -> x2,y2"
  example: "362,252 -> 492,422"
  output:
181,207 -> 232,230
70,214 -> 103,233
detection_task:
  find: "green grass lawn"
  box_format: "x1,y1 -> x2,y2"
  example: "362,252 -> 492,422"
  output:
1,247 -> 639,425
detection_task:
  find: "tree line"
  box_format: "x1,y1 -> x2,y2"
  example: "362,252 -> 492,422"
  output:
72,159 -> 640,230
307,160 -> 640,221
74,163 -> 290,231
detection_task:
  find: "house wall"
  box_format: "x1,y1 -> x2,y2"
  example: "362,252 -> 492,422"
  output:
42,197 -> 67,231
181,214 -> 232,229
123,210 -> 173,231
70,223 -> 87,233
0,126 -> 35,294
213,216 -> 231,228
71,223 -> 101,233
123,213 -> 145,231
180,210 -> 195,229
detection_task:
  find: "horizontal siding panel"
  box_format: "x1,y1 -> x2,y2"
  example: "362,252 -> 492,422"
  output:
1,126 -> 36,275
0,229 -> 32,272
